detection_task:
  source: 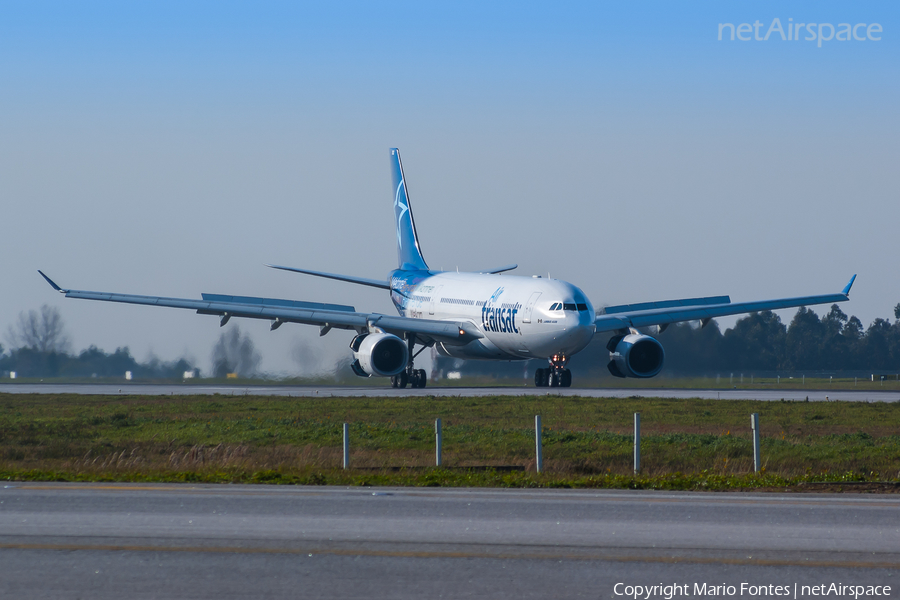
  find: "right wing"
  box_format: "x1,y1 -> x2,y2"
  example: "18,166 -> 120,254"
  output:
595,276 -> 856,334
38,271 -> 482,345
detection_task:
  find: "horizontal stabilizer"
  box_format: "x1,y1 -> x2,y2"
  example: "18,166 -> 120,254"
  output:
481,264 -> 518,274
266,264 -> 390,290
602,295 -> 731,315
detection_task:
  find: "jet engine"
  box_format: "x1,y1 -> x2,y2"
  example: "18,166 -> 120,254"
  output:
606,333 -> 665,378
349,332 -> 409,377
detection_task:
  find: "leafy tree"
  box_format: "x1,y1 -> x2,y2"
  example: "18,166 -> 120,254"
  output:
59,346 -> 140,378
722,311 -> 785,371
785,307 -> 824,371
819,304 -> 851,370
843,315 -> 864,341
822,304 -> 848,337
658,320 -> 724,374
861,318 -> 894,371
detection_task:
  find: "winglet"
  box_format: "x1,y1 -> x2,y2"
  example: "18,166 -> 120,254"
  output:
842,274 -> 857,296
38,270 -> 66,293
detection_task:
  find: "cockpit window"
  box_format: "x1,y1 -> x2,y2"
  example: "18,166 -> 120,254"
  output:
550,302 -> 561,310
576,303 -> 588,311
563,303 -> 577,311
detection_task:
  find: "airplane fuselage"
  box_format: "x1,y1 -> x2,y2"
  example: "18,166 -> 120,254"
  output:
389,270 -> 596,361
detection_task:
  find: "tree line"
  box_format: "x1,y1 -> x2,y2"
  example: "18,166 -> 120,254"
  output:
651,303 -> 900,375
7,302 -> 900,380
1,305 -> 261,379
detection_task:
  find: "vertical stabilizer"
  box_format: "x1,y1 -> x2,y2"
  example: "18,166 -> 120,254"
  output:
390,148 -> 429,271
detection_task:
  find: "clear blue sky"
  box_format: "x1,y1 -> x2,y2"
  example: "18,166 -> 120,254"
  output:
2,1 -> 897,374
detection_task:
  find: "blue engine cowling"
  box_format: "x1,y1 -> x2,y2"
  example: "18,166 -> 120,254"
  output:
606,333 -> 665,378
349,332 -> 409,377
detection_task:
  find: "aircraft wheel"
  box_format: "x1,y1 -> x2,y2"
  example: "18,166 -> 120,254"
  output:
548,370 -> 560,388
392,372 -> 409,389
561,369 -> 572,388
417,369 -> 427,388
534,368 -> 547,387
409,370 -> 423,389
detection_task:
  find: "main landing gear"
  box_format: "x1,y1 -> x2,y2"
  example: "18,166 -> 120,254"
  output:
391,368 -> 427,389
534,353 -> 572,388
390,334 -> 428,389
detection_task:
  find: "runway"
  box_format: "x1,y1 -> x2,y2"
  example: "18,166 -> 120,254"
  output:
0,382 -> 898,402
0,483 -> 896,599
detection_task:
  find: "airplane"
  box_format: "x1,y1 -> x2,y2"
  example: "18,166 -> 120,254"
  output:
39,148 -> 856,388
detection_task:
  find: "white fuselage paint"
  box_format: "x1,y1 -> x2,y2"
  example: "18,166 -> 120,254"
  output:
393,272 -> 596,361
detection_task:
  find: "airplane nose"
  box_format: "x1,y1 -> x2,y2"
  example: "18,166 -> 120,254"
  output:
562,315 -> 595,352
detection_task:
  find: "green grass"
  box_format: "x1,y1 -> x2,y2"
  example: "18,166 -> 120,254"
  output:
1,392 -> 899,489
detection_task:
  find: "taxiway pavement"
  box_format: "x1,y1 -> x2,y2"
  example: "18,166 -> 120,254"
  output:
0,483 -> 896,598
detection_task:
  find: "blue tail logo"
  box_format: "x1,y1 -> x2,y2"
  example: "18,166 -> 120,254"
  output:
390,148 -> 429,271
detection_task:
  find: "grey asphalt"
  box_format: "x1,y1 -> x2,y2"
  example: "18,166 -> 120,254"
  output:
1,382 -> 899,402
0,483 -> 896,599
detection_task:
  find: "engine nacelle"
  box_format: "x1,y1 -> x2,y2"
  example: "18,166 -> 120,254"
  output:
606,333 -> 665,378
349,332 -> 409,377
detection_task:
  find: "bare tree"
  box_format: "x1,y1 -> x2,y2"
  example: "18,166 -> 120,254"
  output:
211,325 -> 261,378
6,305 -> 71,354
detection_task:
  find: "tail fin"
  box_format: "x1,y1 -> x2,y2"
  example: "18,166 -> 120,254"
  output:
390,148 -> 429,271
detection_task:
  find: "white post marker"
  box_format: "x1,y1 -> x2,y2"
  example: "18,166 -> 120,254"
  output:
343,423 -> 349,470
535,415 -> 543,474
435,418 -> 442,467
634,412 -> 641,474
751,413 -> 761,473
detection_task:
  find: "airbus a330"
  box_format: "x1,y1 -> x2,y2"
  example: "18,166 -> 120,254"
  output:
40,149 -> 856,388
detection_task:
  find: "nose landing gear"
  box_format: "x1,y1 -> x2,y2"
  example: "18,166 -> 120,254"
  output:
534,354 -> 572,388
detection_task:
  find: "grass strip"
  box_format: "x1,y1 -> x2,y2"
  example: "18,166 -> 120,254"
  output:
1,393 -> 899,489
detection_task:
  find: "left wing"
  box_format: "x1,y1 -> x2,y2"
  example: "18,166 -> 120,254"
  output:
38,271 -> 483,344
595,275 -> 856,334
